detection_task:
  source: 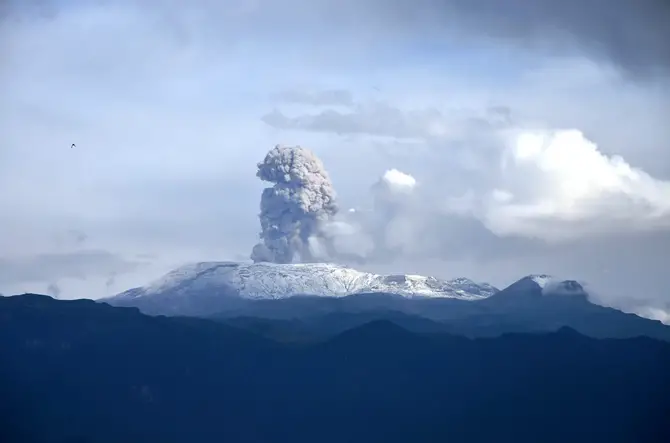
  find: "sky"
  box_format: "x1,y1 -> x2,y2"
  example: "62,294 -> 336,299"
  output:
1,0 -> 669,321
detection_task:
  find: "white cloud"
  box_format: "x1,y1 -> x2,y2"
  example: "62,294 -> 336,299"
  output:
467,128 -> 670,241
637,307 -> 670,325
378,169 -> 417,193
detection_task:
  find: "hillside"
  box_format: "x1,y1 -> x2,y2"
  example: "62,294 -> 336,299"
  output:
208,278 -> 670,342
2,294 -> 669,443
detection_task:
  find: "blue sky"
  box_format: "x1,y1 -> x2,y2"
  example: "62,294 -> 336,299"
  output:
1,0 -> 670,322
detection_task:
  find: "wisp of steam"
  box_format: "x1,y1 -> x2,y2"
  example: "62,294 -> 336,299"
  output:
251,145 -> 338,264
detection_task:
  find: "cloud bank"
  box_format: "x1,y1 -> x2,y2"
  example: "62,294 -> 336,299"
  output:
262,103 -> 670,255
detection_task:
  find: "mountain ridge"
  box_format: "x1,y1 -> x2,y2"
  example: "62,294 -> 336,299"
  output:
2,293 -> 669,443
102,261 -> 500,315
102,261 -> 591,316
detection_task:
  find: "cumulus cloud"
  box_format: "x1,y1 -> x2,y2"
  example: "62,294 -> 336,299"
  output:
372,169 -> 417,207
458,128 -> 670,240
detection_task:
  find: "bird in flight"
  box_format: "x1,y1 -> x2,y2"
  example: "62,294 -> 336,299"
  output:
71,143 -> 76,148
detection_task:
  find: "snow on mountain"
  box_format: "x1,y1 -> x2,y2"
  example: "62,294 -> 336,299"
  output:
108,261 -> 498,304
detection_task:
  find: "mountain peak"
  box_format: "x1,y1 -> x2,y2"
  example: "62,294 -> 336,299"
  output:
493,275 -> 587,301
519,275 -> 585,294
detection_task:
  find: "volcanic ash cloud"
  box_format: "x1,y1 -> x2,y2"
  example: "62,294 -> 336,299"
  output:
251,145 -> 338,264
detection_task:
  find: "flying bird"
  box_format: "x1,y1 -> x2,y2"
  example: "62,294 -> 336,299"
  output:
71,143 -> 76,148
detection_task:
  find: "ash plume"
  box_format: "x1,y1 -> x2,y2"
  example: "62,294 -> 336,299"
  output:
251,145 -> 338,263
46,282 -> 61,299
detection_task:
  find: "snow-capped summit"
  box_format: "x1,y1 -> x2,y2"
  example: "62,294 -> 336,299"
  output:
103,261 -> 499,315
446,277 -> 499,298
112,261 -> 498,301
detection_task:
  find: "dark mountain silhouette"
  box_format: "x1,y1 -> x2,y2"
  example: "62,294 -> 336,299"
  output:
221,309 -> 454,343
210,284 -> 670,341
2,294 -> 670,443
